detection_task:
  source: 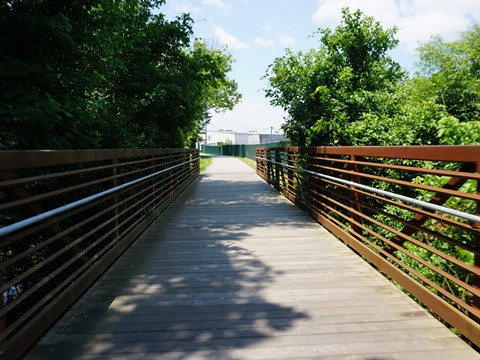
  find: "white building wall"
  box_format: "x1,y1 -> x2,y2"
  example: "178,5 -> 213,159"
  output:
204,130 -> 284,145
234,134 -> 249,144
206,131 -> 235,145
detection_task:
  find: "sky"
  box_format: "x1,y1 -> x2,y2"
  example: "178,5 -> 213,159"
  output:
160,0 -> 480,134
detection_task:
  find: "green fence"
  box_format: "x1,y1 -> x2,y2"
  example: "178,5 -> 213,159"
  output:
201,142 -> 282,160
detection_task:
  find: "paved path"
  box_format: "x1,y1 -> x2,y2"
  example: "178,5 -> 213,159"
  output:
27,157 -> 479,359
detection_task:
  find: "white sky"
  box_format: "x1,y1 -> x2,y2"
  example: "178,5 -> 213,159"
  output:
161,0 -> 480,133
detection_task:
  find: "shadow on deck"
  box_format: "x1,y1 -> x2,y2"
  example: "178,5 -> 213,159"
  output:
26,157 -> 480,359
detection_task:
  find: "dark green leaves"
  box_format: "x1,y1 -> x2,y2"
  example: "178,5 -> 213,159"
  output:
0,0 -> 240,150
265,7 -> 479,147
265,8 -> 405,146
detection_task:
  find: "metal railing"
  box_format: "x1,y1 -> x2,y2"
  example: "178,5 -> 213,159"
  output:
0,148 -> 199,359
256,145 -> 480,348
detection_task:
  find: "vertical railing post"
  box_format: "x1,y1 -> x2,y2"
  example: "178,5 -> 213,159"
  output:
104,158 -> 120,241
349,155 -> 364,235
287,150 -> 294,195
0,174 -> 7,332
473,161 -> 480,319
266,149 -> 273,184
195,149 -> 200,175
166,152 -> 174,197
158,152 -> 167,197
170,151 -> 177,196
261,148 -> 266,177
148,155 -> 156,208
274,150 -> 281,187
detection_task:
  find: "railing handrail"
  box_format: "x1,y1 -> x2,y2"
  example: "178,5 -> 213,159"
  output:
0,157 -> 199,238
255,146 -> 480,349
256,145 -> 479,162
256,155 -> 480,224
0,148 -> 200,359
0,148 -> 198,171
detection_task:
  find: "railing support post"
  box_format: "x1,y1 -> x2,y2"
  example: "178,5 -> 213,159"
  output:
288,151 -> 294,194
266,150 -> 273,186
104,159 -> 119,241
148,155 -> 157,208
349,155 -> 364,235
274,150 -> 281,187
473,162 -> 480,319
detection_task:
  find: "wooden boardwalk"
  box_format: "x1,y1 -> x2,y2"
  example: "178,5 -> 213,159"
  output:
27,157 -> 479,359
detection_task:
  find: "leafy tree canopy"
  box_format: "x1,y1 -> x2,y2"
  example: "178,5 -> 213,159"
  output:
265,8 -> 479,147
0,0 -> 240,149
265,8 -> 405,146
413,24 -> 480,128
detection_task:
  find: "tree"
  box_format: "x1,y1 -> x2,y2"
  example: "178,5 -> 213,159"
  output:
265,8 -> 405,146
0,0 -> 240,150
0,0 -> 119,149
415,24 -> 480,124
339,22 -> 480,147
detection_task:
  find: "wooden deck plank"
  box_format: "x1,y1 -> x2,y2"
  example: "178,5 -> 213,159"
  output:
26,157 -> 479,359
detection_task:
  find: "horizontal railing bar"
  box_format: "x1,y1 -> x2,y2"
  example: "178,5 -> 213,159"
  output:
264,151 -> 479,184
0,178 -> 135,250
308,162 -> 479,202
0,172 -> 158,272
299,191 -> 480,317
305,167 -> 477,234
313,185 -> 480,279
0,148 -> 197,171
0,157 -> 199,237
0,178 -> 161,319
257,156 -> 480,224
305,155 -> 480,180
0,155 -> 172,190
0,197 -> 110,271
309,174 -> 480,255
343,186 -> 479,254
0,157 -> 177,213
0,211 -> 129,341
258,145 -> 480,162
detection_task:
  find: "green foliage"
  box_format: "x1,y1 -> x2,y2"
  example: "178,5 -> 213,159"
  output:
404,175 -> 476,308
265,9 -> 479,148
199,156 -> 212,173
217,138 -> 233,146
237,157 -> 256,170
343,84 -> 446,146
415,24 -> 480,123
437,117 -> 480,145
265,8 -> 405,146
0,0 -> 240,150
263,7 -> 480,335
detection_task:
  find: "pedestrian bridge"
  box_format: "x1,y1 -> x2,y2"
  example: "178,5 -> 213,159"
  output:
0,147 -> 479,359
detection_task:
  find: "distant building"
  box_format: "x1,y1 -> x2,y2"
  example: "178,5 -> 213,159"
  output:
203,129 -> 285,146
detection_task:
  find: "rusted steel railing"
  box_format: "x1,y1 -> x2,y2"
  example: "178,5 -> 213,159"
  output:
0,149 -> 199,359
256,145 -> 480,348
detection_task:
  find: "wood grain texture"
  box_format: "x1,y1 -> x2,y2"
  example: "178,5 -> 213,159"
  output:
26,157 -> 480,360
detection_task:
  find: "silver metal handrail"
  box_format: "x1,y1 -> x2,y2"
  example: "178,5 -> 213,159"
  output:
256,156 -> 480,224
0,157 -> 199,237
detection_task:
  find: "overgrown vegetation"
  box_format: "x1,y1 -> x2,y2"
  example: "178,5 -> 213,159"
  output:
0,0 -> 241,149
200,156 -> 213,172
264,8 -> 479,338
265,8 -> 480,147
237,157 -> 256,170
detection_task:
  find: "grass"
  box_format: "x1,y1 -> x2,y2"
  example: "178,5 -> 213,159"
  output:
237,157 -> 256,170
199,155 -> 212,173
199,155 -> 256,172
